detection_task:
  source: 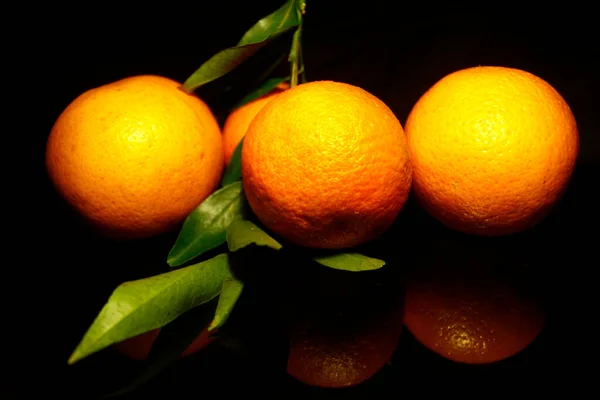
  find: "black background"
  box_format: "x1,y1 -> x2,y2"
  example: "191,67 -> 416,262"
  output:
8,0 -> 598,398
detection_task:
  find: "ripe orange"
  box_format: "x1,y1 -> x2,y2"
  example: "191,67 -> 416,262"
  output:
405,66 -> 579,236
113,327 -> 214,361
46,75 -> 223,239
222,82 -> 289,166
403,241 -> 545,364
242,81 -> 412,249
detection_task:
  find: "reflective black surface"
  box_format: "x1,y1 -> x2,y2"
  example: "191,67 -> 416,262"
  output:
10,1 -> 597,398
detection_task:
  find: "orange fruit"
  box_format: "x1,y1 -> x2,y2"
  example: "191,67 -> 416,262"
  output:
403,240 -> 545,364
113,327 -> 214,361
242,81 -> 412,249
222,82 -> 289,166
46,75 -> 223,239
405,66 -> 579,236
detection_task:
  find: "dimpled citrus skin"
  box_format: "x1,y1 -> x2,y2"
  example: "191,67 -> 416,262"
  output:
46,75 -> 223,239
222,83 -> 289,166
241,81 -> 412,249
405,66 -> 579,236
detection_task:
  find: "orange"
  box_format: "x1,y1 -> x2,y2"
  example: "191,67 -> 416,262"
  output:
113,327 -> 214,361
46,75 -> 223,239
241,81 -> 412,249
405,66 -> 579,236
222,82 -> 289,166
403,241 -> 545,364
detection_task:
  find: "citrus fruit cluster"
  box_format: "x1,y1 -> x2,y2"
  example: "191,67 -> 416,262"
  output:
47,65 -> 578,387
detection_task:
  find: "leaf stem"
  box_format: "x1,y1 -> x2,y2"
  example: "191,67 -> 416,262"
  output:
290,29 -> 301,87
289,0 -> 306,87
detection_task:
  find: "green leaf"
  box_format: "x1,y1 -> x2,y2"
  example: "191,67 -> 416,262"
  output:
181,43 -> 271,93
167,182 -> 247,267
237,0 -> 301,46
208,277 -> 244,331
232,76 -> 289,110
313,253 -> 386,272
103,301 -> 216,398
221,138 -> 244,187
181,0 -> 301,93
68,254 -> 231,365
226,220 -> 282,252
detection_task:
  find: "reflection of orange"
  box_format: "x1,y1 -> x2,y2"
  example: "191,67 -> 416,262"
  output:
46,75 -> 223,239
242,80 -> 412,249
113,327 -> 214,361
405,66 -> 579,236
285,265 -> 404,388
404,257 -> 545,364
222,83 -> 289,166
287,306 -> 402,388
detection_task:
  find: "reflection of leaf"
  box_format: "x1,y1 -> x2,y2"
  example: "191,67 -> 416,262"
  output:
103,301 -> 216,398
226,220 -> 282,252
209,277 -> 244,331
182,0 -> 301,92
314,253 -> 386,272
68,254 -> 231,364
167,182 -> 247,267
221,138 -> 244,187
